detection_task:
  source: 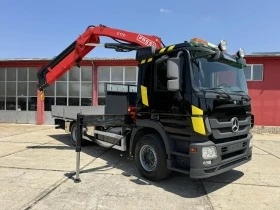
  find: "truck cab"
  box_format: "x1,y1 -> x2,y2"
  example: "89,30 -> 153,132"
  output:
132,38 -> 253,179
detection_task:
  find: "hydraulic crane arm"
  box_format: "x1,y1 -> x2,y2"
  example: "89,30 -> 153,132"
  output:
37,24 -> 164,90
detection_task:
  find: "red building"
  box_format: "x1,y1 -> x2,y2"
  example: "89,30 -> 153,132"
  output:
0,54 -> 279,126
245,53 -> 280,126
0,58 -> 138,124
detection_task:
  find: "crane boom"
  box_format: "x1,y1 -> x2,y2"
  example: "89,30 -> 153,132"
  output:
37,24 -> 164,90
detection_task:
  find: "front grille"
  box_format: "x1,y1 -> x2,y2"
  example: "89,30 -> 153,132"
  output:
204,157 -> 248,174
220,141 -> 248,160
218,125 -> 247,133
219,157 -> 248,170
209,116 -> 251,141
221,147 -> 227,153
210,134 -> 247,144
221,149 -> 246,160
216,116 -> 247,122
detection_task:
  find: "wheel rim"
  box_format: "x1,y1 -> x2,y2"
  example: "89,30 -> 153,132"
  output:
139,145 -> 157,172
72,126 -> 77,143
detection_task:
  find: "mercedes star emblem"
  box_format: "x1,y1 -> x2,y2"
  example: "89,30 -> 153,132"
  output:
231,117 -> 239,132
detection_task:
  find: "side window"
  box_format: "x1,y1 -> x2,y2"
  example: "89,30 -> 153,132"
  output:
155,60 -> 168,90
244,64 -> 263,81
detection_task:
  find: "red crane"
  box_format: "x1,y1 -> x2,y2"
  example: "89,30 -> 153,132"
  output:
37,24 -> 164,91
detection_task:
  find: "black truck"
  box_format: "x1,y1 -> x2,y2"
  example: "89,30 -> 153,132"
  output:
38,25 -> 254,181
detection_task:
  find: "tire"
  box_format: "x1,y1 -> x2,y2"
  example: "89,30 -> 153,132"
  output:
135,134 -> 171,181
70,122 -> 86,146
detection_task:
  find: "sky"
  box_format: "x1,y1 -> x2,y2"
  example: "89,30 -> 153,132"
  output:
0,0 -> 280,59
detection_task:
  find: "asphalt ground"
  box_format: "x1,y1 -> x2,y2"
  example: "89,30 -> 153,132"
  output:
0,123 -> 279,210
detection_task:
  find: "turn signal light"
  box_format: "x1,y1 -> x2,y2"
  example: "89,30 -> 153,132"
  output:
190,147 -> 198,153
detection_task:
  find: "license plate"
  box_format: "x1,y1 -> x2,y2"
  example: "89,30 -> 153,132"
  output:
228,143 -> 243,153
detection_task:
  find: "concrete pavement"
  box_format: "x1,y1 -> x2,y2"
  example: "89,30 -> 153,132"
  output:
0,124 -> 279,210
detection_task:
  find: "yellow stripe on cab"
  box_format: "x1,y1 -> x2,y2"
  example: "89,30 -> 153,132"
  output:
191,105 -> 206,135
167,45 -> 175,51
159,48 -> 166,53
141,85 -> 149,106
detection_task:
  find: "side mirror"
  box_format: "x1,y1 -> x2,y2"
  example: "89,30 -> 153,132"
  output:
167,58 -> 180,91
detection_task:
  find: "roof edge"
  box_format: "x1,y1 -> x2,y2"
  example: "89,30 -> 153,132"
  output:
245,54 -> 280,58
0,57 -> 136,62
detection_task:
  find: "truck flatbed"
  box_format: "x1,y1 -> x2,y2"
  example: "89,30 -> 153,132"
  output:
52,105 -> 131,127
51,105 -> 105,120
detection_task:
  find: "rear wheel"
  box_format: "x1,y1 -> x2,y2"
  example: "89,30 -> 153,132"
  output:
135,134 -> 171,181
70,122 -> 87,146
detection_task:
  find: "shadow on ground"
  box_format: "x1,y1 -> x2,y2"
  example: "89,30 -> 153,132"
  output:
32,133 -> 244,198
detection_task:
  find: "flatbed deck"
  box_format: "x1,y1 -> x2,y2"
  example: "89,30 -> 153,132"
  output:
52,105 -> 132,127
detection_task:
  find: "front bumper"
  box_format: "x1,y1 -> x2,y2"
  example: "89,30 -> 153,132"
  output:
189,134 -> 253,179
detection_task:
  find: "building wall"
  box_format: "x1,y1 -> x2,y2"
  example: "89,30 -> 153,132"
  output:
246,56 -> 280,126
1,57 -> 280,126
0,59 -> 138,124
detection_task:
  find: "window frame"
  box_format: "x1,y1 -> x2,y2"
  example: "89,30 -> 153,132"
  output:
244,64 -> 264,81
0,67 -> 38,111
97,66 -> 138,104
43,66 -> 93,110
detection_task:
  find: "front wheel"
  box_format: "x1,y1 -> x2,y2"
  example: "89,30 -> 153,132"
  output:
135,134 -> 171,181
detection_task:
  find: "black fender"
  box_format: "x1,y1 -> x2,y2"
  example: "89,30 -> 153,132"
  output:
129,119 -> 171,158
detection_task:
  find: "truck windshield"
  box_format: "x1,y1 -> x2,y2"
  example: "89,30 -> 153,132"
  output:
191,57 -> 248,95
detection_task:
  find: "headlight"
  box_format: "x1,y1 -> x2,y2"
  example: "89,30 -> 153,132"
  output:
202,146 -> 218,160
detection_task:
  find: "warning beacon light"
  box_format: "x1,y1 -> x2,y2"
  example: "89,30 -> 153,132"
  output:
190,37 -> 246,60
190,38 -> 228,52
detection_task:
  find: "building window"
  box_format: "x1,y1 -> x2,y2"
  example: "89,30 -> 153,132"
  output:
0,66 -> 93,112
44,66 -> 92,110
244,64 -> 263,81
0,67 -> 5,81
97,66 -> 138,104
0,67 -> 37,111
28,68 -> 38,111
0,96 -> 4,110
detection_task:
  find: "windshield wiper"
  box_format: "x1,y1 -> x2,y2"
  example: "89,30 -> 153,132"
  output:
201,87 -> 233,101
232,90 -> 251,101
